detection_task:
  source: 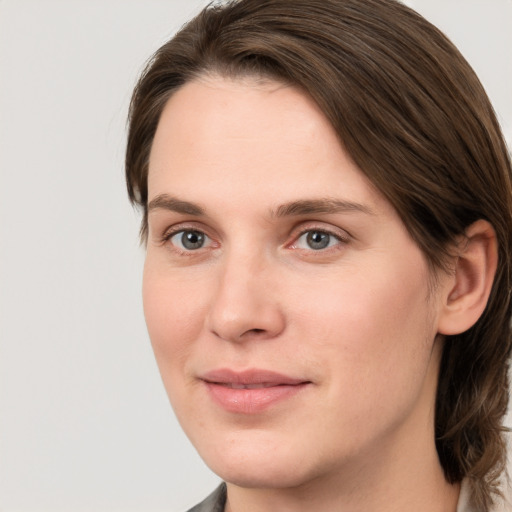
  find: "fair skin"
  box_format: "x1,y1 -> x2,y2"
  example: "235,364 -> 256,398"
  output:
143,76 -> 497,512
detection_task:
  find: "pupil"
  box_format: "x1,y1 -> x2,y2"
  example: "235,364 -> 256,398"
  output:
307,231 -> 330,250
182,231 -> 204,249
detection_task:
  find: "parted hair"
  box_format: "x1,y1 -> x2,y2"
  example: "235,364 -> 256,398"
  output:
125,0 -> 512,509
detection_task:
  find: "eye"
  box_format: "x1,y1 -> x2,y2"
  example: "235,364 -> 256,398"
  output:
294,230 -> 343,251
168,230 -> 211,251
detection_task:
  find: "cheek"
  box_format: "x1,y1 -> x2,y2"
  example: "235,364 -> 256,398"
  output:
290,266 -> 437,458
142,261 -> 207,368
293,255 -> 436,395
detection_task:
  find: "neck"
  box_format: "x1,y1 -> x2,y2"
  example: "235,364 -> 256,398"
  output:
225,439 -> 460,512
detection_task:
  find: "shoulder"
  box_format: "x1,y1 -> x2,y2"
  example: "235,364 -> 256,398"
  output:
186,483 -> 227,512
457,481 -> 476,512
457,480 -> 511,512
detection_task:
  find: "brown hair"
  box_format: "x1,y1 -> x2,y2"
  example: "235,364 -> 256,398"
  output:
125,0 -> 512,508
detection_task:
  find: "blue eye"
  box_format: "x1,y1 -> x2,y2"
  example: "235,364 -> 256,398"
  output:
296,230 -> 340,250
169,230 -> 210,250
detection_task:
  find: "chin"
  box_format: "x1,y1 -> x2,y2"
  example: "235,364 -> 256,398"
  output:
192,430 -> 324,489
210,458 -> 313,490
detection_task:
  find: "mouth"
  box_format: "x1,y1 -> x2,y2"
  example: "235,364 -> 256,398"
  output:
216,382 -> 286,389
200,368 -> 311,414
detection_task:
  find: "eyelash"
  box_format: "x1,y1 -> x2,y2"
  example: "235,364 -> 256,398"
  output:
160,226 -> 215,256
291,227 -> 349,252
160,224 -> 349,256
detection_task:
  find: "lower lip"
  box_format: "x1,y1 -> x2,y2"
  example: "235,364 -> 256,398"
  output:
204,382 -> 309,414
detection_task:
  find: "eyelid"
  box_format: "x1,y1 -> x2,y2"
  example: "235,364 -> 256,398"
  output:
292,221 -> 350,240
159,222 -> 219,255
155,220 -> 350,255
160,221 -> 211,241
169,229 -> 212,248
287,223 -> 351,251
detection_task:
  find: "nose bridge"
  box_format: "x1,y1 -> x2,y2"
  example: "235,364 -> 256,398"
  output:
206,244 -> 284,342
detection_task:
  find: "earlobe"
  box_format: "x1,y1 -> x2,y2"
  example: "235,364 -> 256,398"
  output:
437,220 -> 498,336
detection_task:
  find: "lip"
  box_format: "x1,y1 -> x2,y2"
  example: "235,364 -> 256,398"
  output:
200,368 -> 311,414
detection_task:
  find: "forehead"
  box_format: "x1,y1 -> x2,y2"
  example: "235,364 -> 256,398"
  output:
149,76 -> 332,170
147,75 -> 391,217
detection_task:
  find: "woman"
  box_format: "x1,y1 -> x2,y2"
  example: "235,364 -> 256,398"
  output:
125,0 -> 512,510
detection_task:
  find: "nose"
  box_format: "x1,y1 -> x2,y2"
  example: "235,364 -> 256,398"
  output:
205,252 -> 286,343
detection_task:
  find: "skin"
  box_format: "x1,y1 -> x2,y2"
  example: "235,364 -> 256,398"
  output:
143,76 -> 464,512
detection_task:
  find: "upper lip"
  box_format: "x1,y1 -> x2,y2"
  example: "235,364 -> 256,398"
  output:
200,368 -> 309,387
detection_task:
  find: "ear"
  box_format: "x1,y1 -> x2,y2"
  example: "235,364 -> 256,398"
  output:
437,220 -> 498,336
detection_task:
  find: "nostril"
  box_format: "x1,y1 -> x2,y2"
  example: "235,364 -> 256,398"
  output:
243,328 -> 266,337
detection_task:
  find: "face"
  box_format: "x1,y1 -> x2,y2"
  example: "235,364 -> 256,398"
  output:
144,76 -> 448,490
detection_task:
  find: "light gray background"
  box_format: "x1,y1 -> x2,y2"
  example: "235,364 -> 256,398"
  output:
0,1 -> 510,511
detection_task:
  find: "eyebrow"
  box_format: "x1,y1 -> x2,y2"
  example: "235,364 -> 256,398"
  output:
271,198 -> 375,218
147,194 -> 375,218
147,194 -> 205,216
